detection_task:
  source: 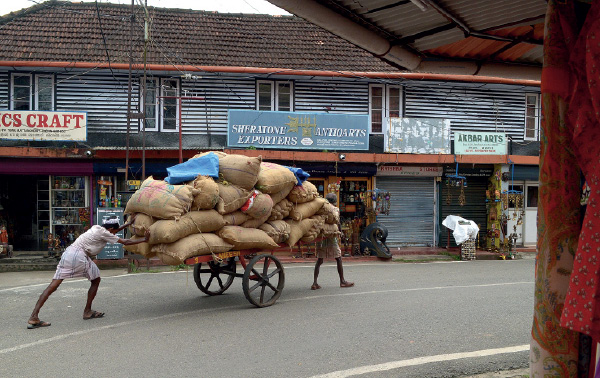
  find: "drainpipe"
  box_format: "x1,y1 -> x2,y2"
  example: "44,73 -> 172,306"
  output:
266,0 -> 422,70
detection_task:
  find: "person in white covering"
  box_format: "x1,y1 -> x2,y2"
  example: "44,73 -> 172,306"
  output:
27,215 -> 149,329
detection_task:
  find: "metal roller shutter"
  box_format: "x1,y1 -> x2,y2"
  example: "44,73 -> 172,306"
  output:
375,177 -> 436,247
439,177 -> 488,248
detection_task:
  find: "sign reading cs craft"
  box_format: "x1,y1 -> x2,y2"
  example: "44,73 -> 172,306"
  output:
454,131 -> 506,155
0,111 -> 87,141
227,110 -> 369,150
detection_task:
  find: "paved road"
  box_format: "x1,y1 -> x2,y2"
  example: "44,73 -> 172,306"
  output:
0,259 -> 534,377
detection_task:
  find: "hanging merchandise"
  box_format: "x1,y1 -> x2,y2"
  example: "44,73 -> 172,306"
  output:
446,158 -> 467,206
499,161 -> 523,259
368,189 -> 391,216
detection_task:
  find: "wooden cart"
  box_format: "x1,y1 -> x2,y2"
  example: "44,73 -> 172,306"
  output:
184,250 -> 285,308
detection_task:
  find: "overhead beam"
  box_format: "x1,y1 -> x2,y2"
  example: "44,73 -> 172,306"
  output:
266,0 -> 541,80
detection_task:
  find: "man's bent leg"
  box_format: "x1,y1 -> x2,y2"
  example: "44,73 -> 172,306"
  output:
29,279 -> 63,324
83,277 -> 102,319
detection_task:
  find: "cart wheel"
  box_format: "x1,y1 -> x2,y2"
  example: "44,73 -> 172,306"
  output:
193,258 -> 236,296
242,254 -> 285,308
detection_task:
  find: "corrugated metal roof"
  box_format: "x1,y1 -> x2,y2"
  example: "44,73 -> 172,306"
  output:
315,0 -> 546,67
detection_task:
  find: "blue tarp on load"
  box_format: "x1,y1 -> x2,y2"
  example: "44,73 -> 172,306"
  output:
165,153 -> 220,184
285,166 -> 310,185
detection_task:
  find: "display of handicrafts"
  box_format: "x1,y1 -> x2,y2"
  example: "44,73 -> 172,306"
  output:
446,160 -> 467,206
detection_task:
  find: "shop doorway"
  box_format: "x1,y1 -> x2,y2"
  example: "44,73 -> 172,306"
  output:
0,174 -> 45,251
523,183 -> 538,246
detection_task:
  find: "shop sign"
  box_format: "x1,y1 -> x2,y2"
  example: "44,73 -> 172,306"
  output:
454,131 -> 506,155
96,207 -> 124,259
385,118 -> 451,154
0,110 -> 87,141
227,110 -> 369,150
444,166 -> 493,177
377,166 -> 443,177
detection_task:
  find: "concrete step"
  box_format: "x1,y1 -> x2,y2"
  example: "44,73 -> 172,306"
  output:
0,262 -> 58,273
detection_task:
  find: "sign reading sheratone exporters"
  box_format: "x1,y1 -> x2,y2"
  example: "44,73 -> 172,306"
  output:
0,111 -> 87,141
228,110 -> 369,150
454,131 -> 506,155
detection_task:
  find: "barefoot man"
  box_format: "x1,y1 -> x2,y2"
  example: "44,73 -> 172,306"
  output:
311,193 -> 354,290
27,215 -> 149,329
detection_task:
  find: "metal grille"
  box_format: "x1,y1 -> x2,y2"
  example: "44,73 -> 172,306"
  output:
440,177 -> 488,248
404,82 -> 539,142
375,177 -> 436,247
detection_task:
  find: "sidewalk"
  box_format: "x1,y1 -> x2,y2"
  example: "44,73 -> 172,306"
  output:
0,246 -> 536,273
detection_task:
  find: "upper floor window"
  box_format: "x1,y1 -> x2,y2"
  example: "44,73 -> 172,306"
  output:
257,80 -> 293,111
525,93 -> 540,141
140,78 -> 159,131
140,77 -> 179,132
11,73 -> 55,111
369,84 -> 402,134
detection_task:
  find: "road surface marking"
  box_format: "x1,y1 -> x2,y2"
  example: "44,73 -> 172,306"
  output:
282,281 -> 533,302
309,345 -> 530,378
0,303 -> 240,355
1,279 -> 532,355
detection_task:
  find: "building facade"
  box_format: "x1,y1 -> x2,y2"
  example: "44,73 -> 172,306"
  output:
0,2 -> 540,251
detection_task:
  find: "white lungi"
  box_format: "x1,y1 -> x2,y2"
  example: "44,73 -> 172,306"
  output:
53,245 -> 100,281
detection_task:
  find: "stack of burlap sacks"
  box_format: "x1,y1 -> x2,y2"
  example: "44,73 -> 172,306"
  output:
123,152 -> 340,265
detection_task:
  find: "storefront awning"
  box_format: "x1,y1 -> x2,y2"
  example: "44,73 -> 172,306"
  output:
93,161 -> 176,177
0,159 -> 93,175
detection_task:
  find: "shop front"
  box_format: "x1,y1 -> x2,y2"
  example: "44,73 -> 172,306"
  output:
439,165 -> 493,248
0,159 -> 93,251
505,165 -> 539,247
375,165 -> 442,247
302,162 -> 376,254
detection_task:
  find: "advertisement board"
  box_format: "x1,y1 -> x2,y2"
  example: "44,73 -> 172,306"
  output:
228,110 -> 369,150
95,208 -> 124,259
0,111 -> 87,141
385,118 -> 451,154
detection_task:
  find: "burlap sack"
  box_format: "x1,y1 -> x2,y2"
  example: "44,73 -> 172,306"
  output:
128,213 -> 155,237
242,192 -> 273,219
148,210 -> 225,244
301,216 -> 325,242
268,199 -> 293,221
218,154 -> 262,190
289,198 -> 327,221
216,183 -> 251,215
259,220 -> 291,244
217,226 -> 280,250
124,176 -> 194,219
285,218 -> 318,246
156,253 -> 181,266
256,162 -> 298,194
151,233 -> 233,265
269,182 -> 296,204
321,223 -> 341,238
123,236 -> 155,258
189,175 -> 219,210
191,151 -> 227,159
223,211 -> 249,226
287,181 -> 319,204
316,202 -> 340,224
241,213 -> 269,228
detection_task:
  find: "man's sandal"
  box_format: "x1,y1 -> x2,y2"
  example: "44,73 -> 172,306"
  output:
27,320 -> 51,329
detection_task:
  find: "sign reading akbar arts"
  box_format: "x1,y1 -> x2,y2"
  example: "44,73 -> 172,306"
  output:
0,111 -> 87,141
454,131 -> 506,155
